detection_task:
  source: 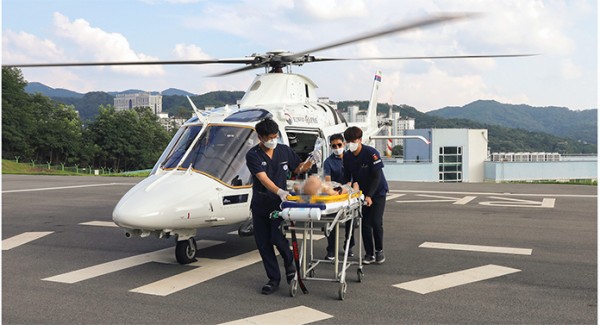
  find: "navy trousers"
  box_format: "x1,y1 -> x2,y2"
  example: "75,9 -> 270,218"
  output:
361,196 -> 386,256
251,202 -> 293,284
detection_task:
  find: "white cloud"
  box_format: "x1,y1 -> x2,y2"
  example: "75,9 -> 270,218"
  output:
52,12 -> 165,76
560,59 -> 583,79
172,43 -> 211,60
2,30 -> 65,62
294,0 -> 369,20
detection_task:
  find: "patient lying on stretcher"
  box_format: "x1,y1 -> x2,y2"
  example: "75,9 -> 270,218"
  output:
293,175 -> 359,196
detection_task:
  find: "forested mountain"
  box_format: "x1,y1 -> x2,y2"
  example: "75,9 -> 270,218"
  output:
23,82 -> 596,154
338,101 -> 596,154
428,100 -> 597,144
25,82 -> 84,98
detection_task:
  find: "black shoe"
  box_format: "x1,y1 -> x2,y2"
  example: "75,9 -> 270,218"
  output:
325,251 -> 335,261
375,251 -> 385,264
345,248 -> 354,257
261,280 -> 279,295
286,265 -> 296,284
363,254 -> 375,265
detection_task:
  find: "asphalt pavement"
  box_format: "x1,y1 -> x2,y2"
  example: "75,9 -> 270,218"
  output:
2,175 -> 597,324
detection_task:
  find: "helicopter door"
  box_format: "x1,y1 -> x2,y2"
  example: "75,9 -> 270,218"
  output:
285,128 -> 323,177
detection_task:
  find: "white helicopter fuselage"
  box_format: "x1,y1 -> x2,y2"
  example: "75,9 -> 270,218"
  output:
111,71 -> 382,262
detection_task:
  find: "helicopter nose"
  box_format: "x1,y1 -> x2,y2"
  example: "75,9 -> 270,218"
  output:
112,172 -> 215,230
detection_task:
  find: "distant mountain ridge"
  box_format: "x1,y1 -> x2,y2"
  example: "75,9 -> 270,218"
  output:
427,100 -> 597,145
25,82 -> 196,98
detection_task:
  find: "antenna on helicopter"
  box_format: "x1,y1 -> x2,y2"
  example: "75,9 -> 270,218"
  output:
186,96 -> 203,119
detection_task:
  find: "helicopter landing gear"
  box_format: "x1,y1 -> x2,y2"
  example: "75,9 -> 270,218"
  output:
175,237 -> 197,264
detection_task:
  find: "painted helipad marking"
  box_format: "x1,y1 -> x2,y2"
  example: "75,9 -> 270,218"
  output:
389,189 -> 596,198
394,264 -> 521,294
420,242 -> 532,255
218,305 -> 333,325
386,194 -> 404,201
79,221 -> 118,227
2,232 -> 54,250
131,250 -> 262,296
479,196 -> 555,208
2,183 -> 136,193
43,240 -> 224,284
397,194 -> 476,204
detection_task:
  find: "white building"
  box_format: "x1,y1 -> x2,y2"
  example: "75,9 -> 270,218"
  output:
384,128 -> 489,182
114,93 -> 163,114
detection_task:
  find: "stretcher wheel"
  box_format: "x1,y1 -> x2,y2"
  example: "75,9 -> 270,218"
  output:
338,282 -> 347,300
357,269 -> 364,283
308,269 -> 315,278
289,279 -> 298,297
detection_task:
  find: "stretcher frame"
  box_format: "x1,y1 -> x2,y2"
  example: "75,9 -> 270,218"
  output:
281,191 -> 364,300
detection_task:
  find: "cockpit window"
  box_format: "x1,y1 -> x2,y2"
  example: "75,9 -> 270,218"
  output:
163,125 -> 255,187
161,125 -> 202,169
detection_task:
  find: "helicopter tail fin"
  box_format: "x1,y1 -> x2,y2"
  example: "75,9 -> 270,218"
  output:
362,70 -> 382,141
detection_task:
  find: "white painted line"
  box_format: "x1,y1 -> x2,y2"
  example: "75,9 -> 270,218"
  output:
394,264 -> 521,294
420,242 -> 532,255
79,221 -> 118,227
397,194 -> 475,204
286,233 -> 325,240
389,189 -> 596,198
43,240 -> 224,283
218,305 -> 333,325
479,196 -> 555,208
2,183 -> 136,193
386,194 -> 404,201
131,250 -> 262,296
3,232 -> 54,250
454,196 -> 477,205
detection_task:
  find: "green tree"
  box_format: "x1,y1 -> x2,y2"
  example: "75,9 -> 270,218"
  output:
88,106 -> 170,171
2,67 -> 36,160
29,94 -> 83,164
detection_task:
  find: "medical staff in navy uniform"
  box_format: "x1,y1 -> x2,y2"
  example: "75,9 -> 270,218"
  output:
343,126 -> 389,265
323,133 -> 355,260
245,118 -> 319,295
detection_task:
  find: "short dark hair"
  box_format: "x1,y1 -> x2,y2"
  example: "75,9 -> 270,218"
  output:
329,133 -> 344,143
343,126 -> 362,142
255,118 -> 279,136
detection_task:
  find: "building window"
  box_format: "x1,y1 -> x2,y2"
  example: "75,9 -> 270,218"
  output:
439,146 -> 462,183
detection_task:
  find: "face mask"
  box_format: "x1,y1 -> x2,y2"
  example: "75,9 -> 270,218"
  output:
347,142 -> 359,152
263,138 -> 278,149
333,148 -> 344,156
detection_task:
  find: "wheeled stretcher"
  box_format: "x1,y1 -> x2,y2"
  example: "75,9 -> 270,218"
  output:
275,190 -> 365,300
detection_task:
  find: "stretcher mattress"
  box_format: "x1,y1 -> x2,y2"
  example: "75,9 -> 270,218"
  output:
278,191 -> 363,221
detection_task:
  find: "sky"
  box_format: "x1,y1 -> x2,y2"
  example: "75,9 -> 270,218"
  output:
2,0 -> 597,112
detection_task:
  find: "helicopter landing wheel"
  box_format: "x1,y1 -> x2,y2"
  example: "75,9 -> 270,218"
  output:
175,237 -> 197,264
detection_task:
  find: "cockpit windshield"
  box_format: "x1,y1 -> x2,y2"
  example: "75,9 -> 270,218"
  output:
161,124 -> 255,187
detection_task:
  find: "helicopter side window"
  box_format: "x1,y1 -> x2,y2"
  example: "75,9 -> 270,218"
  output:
285,130 -> 320,177
161,125 -> 202,169
181,125 -> 255,186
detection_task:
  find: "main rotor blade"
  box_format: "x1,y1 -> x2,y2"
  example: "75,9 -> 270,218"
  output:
209,64 -> 265,77
286,13 -> 479,61
2,58 -> 255,68
311,53 -> 538,62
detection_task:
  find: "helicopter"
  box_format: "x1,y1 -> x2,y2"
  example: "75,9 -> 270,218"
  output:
4,13 -> 533,264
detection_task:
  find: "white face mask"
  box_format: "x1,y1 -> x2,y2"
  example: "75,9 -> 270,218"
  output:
347,142 -> 359,152
333,148 -> 344,156
263,138 -> 278,149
